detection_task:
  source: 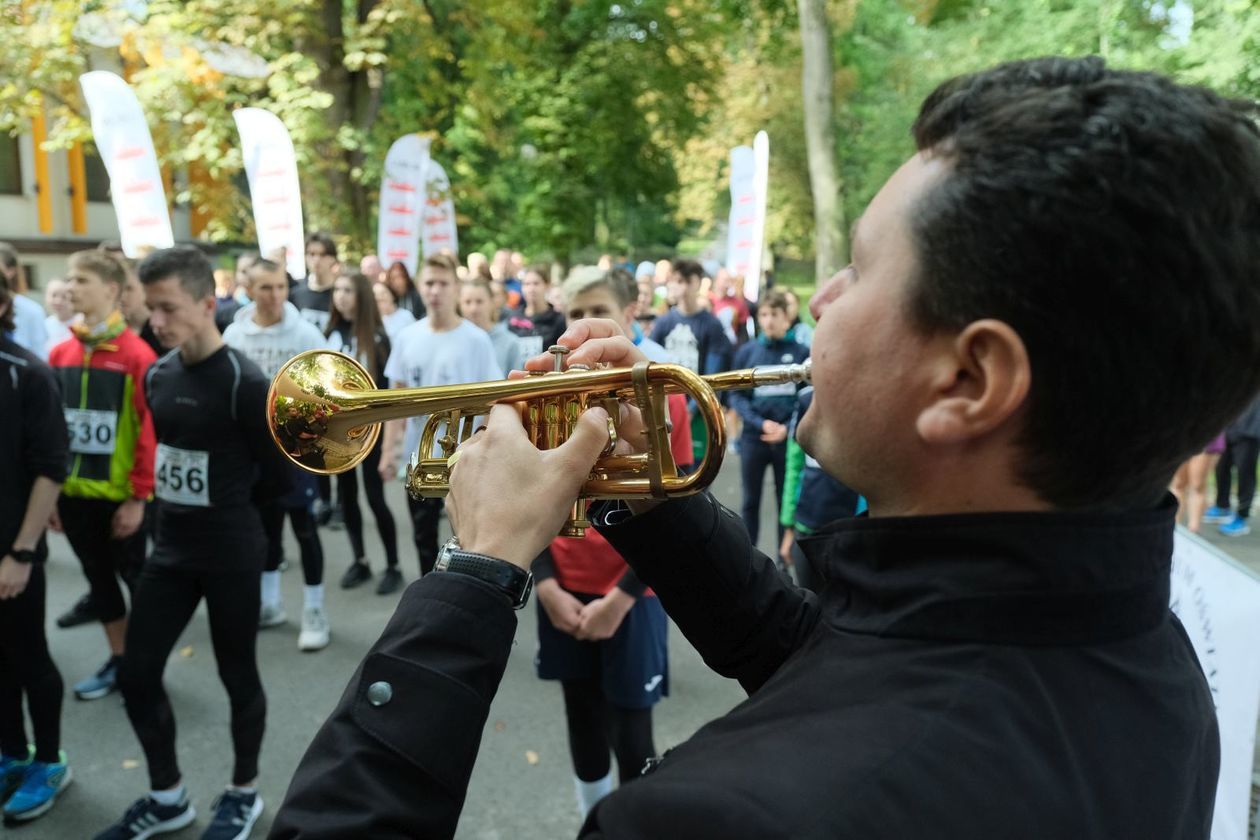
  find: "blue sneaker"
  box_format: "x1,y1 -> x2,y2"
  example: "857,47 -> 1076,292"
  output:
1219,515 -> 1251,537
2,753 -> 72,822
93,792 -> 196,839
0,749 -> 32,804
74,657 -> 119,701
201,789 -> 263,840
1203,506 -> 1233,524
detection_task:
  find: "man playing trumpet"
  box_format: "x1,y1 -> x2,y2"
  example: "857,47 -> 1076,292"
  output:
270,56 -> 1259,838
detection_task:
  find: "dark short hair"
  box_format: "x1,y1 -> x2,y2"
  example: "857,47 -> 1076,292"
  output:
69,250 -> 127,289
137,246 -> 215,300
671,258 -> 704,283
907,56 -> 1260,509
0,282 -> 13,333
305,231 -> 339,261
757,291 -> 789,314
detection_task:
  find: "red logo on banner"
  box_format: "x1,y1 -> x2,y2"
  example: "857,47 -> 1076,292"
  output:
388,204 -> 415,215
262,195 -> 289,205
424,215 -> 446,225
257,167 -> 286,179
387,181 -> 417,192
737,195 -> 754,204
114,146 -> 145,161
266,221 -> 291,231
122,181 -> 153,194
428,232 -> 451,242
387,227 -> 410,236
132,216 -> 161,227
386,248 -> 409,259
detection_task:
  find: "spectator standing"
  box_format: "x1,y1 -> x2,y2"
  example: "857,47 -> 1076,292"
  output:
460,279 -> 523,376
507,264 -> 566,359
1209,394 -> 1260,536
372,281 -> 417,341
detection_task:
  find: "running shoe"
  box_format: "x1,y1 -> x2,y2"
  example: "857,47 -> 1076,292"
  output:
0,749 -> 31,804
339,561 -> 371,589
201,789 -> 262,840
313,499 -> 332,527
1219,515 -> 1251,537
258,603 -> 287,629
298,606 -> 330,651
56,592 -> 98,628
74,657 -> 119,701
92,793 -> 195,840
3,753 -> 72,822
326,506 -> 345,531
376,567 -> 403,596
1202,506 -> 1233,524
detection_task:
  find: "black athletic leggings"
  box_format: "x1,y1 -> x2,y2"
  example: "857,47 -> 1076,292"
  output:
58,496 -> 144,623
1215,436 -> 1259,518
119,563 -> 265,790
561,679 -> 655,783
260,502 -> 324,586
0,565 -> 63,764
336,438 -> 398,569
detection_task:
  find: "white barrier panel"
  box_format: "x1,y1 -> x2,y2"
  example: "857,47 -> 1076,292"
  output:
79,71 -> 174,257
1170,528 -> 1260,840
234,108 -> 306,280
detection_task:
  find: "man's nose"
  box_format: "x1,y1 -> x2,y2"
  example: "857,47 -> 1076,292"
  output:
809,271 -> 846,322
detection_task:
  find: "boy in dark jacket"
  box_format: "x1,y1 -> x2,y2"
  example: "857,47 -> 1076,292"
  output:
728,292 -> 810,546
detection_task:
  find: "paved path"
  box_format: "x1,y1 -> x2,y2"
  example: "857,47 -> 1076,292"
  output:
18,462 -> 1260,838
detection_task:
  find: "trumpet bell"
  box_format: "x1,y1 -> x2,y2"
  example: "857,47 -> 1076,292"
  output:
267,350 -> 382,475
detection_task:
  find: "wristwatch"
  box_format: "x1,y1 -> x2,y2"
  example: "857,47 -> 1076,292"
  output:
434,538 -> 533,610
8,548 -> 37,565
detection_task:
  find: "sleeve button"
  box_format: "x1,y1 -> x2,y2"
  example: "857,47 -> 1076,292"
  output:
366,681 -> 393,706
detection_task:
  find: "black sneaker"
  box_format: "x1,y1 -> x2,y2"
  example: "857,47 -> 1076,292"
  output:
56,592 -> 98,629
92,793 -> 196,839
376,567 -> 403,595
339,561 -> 371,590
202,789 -> 263,840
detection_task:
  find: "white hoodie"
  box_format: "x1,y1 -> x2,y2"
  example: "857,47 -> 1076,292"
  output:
222,300 -> 331,380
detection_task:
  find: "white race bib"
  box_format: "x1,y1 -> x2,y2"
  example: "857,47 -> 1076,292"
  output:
155,443 -> 210,506
64,408 -> 118,455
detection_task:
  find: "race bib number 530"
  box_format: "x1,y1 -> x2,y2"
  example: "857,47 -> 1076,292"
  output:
64,408 -> 117,455
155,444 -> 210,506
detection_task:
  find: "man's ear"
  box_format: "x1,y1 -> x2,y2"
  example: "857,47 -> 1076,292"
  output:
915,319 -> 1031,445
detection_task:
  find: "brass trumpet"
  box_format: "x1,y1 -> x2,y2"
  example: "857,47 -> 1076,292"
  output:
267,347 -> 810,536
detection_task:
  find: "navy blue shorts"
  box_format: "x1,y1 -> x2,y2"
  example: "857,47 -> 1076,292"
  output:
278,465 -> 318,510
535,590 -> 669,710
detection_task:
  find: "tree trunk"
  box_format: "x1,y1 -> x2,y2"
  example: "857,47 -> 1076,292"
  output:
797,0 -> 847,283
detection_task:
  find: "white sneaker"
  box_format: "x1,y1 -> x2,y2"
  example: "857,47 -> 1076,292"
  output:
298,606 -> 330,651
259,603 -> 287,629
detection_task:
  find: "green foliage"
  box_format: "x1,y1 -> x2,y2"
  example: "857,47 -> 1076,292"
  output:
2,0 -> 1256,266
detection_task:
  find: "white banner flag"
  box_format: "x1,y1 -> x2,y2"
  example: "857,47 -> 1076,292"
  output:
422,158 -> 458,259
1169,529 -> 1260,840
377,135 -> 429,277
234,108 -> 306,280
725,131 -> 769,304
78,71 -> 174,258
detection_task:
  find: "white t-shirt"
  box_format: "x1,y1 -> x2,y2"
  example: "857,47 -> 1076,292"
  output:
381,308 -> 417,341
383,318 -> 503,462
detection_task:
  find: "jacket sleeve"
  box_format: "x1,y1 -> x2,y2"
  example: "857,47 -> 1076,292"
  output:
780,435 -> 805,529
593,493 -> 818,694
128,349 -> 158,499
270,573 -> 518,839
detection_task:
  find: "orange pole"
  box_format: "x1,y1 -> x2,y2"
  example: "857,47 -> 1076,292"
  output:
31,109 -> 53,234
68,142 -> 88,234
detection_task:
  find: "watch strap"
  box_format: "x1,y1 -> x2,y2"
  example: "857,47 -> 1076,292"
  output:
8,548 -> 38,565
435,548 -> 533,609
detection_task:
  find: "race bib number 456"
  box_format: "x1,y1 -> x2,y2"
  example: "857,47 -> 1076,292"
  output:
155,443 -> 210,506
64,408 -> 118,455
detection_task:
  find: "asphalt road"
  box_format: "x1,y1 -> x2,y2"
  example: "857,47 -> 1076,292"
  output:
17,460 -> 1260,839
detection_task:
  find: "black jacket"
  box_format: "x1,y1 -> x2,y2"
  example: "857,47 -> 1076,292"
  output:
270,493 -> 1218,840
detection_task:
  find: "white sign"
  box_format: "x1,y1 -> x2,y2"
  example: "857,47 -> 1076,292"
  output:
422,158 -> 458,259
1169,528 -> 1260,840
377,135 -> 429,277
725,131 -> 769,305
79,71 -> 175,258
234,108 -> 306,280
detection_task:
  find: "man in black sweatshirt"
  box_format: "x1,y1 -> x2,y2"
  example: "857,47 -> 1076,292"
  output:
270,57 -> 1260,839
